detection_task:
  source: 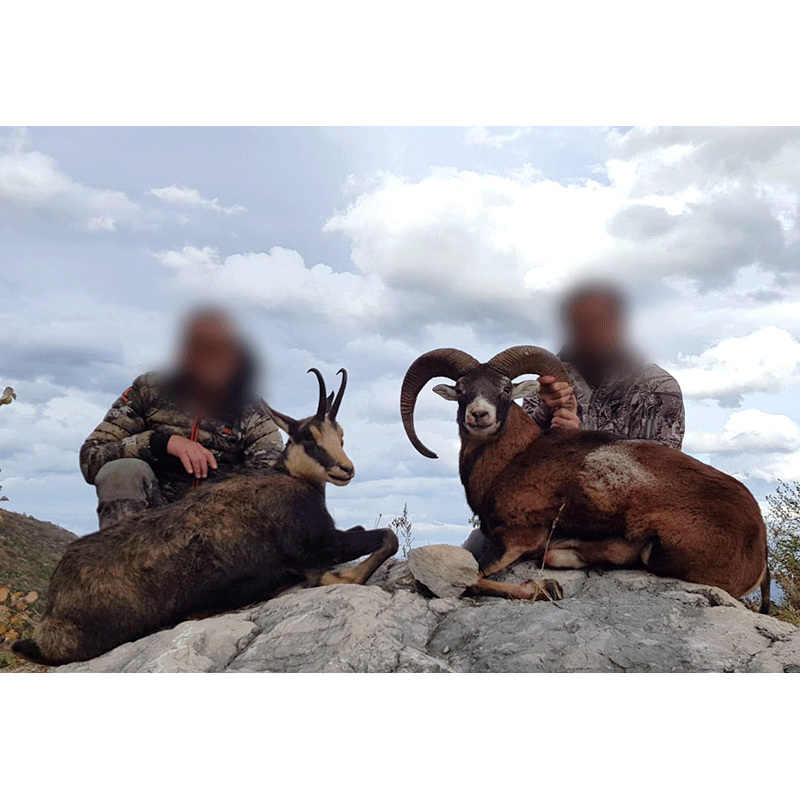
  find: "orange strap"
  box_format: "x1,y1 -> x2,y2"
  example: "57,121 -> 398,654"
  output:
189,414 -> 200,488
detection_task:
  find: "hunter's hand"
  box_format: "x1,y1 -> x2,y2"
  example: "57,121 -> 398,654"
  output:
550,407 -> 581,432
167,435 -> 218,478
538,375 -> 577,415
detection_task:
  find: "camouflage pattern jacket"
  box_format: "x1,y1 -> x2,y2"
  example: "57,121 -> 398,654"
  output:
80,372 -> 284,502
522,352 -> 685,450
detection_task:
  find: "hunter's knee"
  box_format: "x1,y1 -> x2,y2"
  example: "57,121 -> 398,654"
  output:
383,529 -> 399,555
462,528 -> 488,560
95,459 -> 157,500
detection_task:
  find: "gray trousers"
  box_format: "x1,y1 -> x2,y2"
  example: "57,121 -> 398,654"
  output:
94,458 -> 164,529
463,528 -> 488,561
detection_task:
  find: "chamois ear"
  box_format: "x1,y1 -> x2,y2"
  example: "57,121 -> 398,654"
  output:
264,405 -> 296,435
511,379 -> 540,400
432,384 -> 458,401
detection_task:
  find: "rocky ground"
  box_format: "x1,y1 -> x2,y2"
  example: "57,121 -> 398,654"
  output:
56,549 -> 800,673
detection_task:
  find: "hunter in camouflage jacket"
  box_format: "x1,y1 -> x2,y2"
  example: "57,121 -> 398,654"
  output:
80,371 -> 284,503
522,351 -> 685,450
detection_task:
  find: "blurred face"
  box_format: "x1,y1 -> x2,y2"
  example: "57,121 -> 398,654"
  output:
564,293 -> 626,365
180,315 -> 244,399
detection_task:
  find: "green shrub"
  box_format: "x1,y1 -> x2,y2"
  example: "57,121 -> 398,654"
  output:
766,480 -> 800,624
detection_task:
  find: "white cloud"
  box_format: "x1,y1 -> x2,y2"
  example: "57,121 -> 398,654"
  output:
150,245 -> 386,323
326,127 -> 800,332
0,386 -> 115,533
0,390 -> 109,456
324,168 -> 620,322
0,144 -> 143,231
149,184 -> 246,215
86,216 -> 116,232
685,408 -> 800,454
668,326 -> 800,403
464,126 -> 532,149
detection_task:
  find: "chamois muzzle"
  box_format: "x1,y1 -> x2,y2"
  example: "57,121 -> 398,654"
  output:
400,345 -> 569,458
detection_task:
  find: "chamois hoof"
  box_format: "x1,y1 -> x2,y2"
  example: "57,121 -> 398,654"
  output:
544,579 -> 563,600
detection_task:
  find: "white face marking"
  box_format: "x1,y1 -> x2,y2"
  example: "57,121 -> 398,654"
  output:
314,420 -> 354,485
284,419 -> 354,487
465,394 -> 499,435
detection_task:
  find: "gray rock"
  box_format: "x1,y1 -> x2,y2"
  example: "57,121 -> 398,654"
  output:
58,614 -> 257,673
56,562 -> 800,673
407,544 -> 479,598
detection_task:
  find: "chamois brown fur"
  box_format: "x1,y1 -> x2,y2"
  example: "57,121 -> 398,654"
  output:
401,347 -> 770,611
15,369 -> 398,666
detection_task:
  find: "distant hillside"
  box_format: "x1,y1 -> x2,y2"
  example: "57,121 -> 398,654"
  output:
1,511 -> 76,671
0,510 -> 76,596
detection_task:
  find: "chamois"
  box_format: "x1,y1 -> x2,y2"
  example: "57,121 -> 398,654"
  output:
15,369 -> 398,666
400,346 -> 770,611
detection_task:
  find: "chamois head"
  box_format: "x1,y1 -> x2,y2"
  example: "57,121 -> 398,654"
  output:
266,368 -> 355,486
400,346 -> 570,458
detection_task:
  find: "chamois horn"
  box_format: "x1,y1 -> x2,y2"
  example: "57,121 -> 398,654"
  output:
330,369 -> 347,421
307,368 -> 328,421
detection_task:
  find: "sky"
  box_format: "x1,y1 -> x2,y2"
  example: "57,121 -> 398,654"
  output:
2,125 -> 800,544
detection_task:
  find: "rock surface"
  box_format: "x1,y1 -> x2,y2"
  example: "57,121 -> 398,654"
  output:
56,560 -> 800,673
407,544 -> 479,597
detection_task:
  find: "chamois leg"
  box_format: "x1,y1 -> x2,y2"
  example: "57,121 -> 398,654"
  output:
316,528 -> 399,586
474,527 -> 563,602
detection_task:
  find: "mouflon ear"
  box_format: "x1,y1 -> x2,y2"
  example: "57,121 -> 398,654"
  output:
432,384 -> 459,401
510,379 -> 540,400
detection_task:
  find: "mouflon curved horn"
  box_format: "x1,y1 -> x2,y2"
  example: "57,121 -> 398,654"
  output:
400,348 -> 479,459
487,346 -> 570,383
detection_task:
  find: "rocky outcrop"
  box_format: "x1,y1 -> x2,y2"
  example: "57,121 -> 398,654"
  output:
407,544 -> 479,598
56,550 -> 800,673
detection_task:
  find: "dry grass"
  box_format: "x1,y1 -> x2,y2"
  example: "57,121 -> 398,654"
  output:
0,585 -> 46,672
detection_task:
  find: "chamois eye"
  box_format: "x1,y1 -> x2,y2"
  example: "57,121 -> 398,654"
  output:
503,385 -> 512,394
